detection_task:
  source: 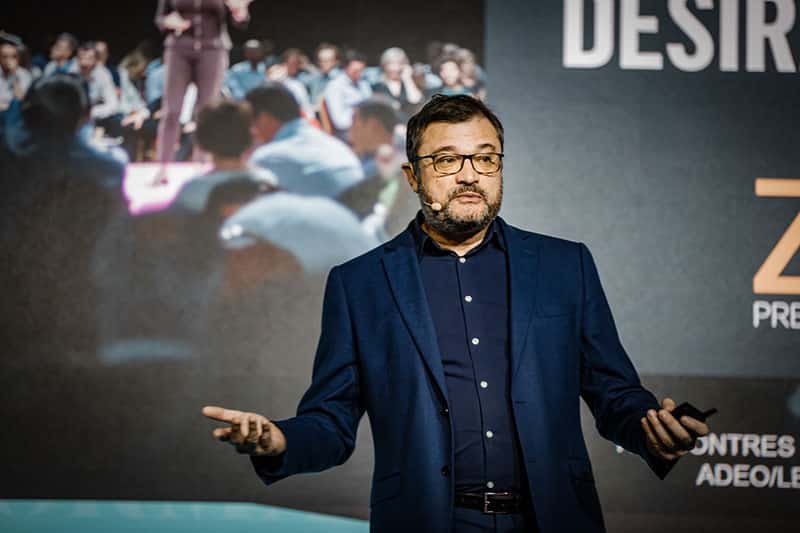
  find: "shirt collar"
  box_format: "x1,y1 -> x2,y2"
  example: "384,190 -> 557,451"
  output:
410,210 -> 506,260
272,117 -> 306,142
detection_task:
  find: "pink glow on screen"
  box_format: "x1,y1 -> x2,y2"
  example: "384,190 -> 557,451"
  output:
123,162 -> 212,215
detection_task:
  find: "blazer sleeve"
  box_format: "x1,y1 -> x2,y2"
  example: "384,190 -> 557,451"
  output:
251,266 -> 365,483
577,243 -> 677,479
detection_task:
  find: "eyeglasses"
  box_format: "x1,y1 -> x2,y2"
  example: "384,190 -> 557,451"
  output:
410,152 -> 504,176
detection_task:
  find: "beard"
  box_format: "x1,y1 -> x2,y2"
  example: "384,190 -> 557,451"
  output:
418,179 -> 503,238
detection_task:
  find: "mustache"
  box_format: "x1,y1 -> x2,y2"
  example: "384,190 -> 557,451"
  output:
447,185 -> 487,202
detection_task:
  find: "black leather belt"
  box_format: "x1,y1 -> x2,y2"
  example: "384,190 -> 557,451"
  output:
454,491 -> 528,514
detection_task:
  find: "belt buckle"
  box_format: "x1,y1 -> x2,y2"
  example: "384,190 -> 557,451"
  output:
482,491 -> 513,514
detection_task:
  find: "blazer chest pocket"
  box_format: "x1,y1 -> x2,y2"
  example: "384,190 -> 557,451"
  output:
370,471 -> 401,507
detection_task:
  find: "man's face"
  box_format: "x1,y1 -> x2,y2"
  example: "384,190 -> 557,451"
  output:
382,60 -> 403,81
317,48 -> 337,74
51,39 -> 73,61
95,41 -> 109,64
77,49 -> 97,73
349,109 -> 370,156
345,60 -> 365,83
250,111 -> 281,145
0,44 -> 19,73
404,116 -> 503,237
244,45 -> 263,64
285,54 -> 301,77
439,60 -> 461,87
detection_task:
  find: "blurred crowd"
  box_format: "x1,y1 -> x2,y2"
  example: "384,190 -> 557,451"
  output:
0,31 -> 486,163
0,27 -> 488,365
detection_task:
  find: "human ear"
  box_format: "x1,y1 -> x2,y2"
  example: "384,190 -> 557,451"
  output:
402,162 -> 418,192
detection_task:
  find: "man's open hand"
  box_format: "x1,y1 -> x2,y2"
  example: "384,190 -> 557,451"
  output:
202,406 -> 287,456
641,397 -> 710,461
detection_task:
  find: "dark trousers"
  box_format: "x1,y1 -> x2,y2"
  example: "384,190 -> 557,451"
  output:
156,45 -> 227,162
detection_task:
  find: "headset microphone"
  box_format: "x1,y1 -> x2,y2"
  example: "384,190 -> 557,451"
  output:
424,201 -> 442,211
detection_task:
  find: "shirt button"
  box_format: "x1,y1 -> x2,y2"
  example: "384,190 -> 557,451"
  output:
486,430 -> 494,439
441,465 -> 451,477
471,337 -> 480,345
464,295 -> 473,303
486,481 -> 495,489
459,257 -> 466,264
480,381 -> 488,389
440,406 -> 449,416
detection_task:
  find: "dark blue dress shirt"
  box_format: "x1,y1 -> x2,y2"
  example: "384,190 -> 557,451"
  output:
411,212 -> 525,493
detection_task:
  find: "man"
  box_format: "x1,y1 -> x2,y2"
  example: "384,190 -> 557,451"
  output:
174,99 -> 277,215
0,41 -> 33,112
247,83 -> 363,198
98,100 -> 277,364
224,39 -> 267,100
304,42 -> 341,107
349,95 -> 400,179
338,96 -> 410,232
94,41 -> 121,88
43,33 -> 78,76
204,95 -> 709,532
437,55 -> 471,97
1,73 -> 125,362
266,48 -> 314,119
72,42 -> 120,128
370,47 -> 423,119
322,49 -> 371,140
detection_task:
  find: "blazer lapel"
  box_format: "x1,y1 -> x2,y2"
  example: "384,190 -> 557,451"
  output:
381,233 -> 449,404
502,220 -> 540,380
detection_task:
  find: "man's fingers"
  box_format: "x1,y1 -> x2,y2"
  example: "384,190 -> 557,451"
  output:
641,417 -> 678,461
246,418 -> 261,444
213,427 -> 232,441
204,407 -> 276,455
658,410 -> 695,450
202,405 -> 244,423
680,416 -> 710,437
228,419 -> 245,445
647,409 -> 677,451
661,397 -> 677,411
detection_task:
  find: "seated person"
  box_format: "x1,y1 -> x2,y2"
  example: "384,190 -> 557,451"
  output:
220,191 -> 380,276
0,73 -> 126,360
224,39 -> 267,100
247,83 -> 363,198
266,48 -> 314,120
71,42 -> 120,132
340,96 -> 415,239
114,51 -> 154,160
304,42 -> 341,109
97,99 -> 276,364
43,33 -> 77,76
0,39 -> 33,112
173,99 -> 278,216
322,49 -> 371,140
435,55 -> 472,97
370,47 -> 422,120
455,47 -> 487,100
95,41 -> 121,88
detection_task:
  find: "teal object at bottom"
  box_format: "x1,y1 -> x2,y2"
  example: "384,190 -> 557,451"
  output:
0,500 -> 370,532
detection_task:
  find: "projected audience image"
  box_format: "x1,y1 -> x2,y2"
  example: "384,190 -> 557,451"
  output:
0,22 -> 488,367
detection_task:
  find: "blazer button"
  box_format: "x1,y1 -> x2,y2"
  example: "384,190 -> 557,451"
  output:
440,406 -> 449,416
441,465 -> 450,477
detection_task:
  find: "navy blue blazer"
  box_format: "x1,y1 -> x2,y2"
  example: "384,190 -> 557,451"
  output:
252,217 -> 673,533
